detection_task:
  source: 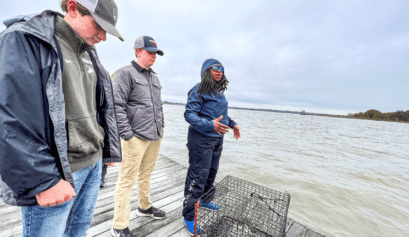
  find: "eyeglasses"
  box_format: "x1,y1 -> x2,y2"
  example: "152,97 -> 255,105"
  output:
211,65 -> 224,72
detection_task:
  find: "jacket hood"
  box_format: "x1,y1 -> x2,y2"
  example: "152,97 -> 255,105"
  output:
3,13 -> 38,27
3,11 -> 63,46
201,58 -> 223,78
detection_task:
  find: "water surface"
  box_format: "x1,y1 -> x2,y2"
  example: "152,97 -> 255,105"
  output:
159,104 -> 409,237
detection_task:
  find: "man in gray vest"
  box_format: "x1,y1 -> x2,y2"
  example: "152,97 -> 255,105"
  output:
0,0 -> 122,236
111,36 -> 165,237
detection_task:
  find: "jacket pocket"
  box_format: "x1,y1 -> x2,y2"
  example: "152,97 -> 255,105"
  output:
67,116 -> 105,159
133,77 -> 147,86
152,77 -> 162,89
131,77 -> 151,101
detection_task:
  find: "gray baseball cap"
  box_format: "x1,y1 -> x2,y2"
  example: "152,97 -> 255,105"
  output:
134,36 -> 164,56
76,0 -> 124,41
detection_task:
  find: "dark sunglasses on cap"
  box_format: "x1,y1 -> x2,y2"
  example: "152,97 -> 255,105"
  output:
211,65 -> 224,72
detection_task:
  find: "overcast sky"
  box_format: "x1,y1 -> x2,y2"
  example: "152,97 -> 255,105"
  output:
1,0 -> 408,115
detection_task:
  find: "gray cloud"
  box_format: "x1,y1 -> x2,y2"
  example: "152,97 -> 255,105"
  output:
1,0 -> 408,115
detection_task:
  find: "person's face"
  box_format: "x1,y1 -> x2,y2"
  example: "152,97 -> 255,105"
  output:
210,66 -> 223,81
74,14 -> 107,46
66,0 -> 106,46
136,49 -> 157,69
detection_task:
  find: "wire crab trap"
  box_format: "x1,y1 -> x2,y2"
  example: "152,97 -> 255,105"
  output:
195,175 -> 291,237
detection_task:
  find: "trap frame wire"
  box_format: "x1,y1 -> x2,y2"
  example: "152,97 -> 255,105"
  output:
196,175 -> 291,237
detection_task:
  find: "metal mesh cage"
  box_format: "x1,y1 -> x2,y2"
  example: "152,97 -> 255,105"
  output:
196,175 -> 291,237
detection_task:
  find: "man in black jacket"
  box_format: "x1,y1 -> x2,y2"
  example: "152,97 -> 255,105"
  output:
0,0 -> 122,236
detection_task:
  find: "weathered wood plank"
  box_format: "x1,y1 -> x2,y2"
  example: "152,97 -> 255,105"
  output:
0,165 -> 186,230
103,158 -> 177,178
95,169 -> 186,208
0,155 -> 179,209
286,218 -> 295,234
129,197 -> 185,237
132,206 -> 184,236
148,217 -> 189,237
91,181 -> 185,227
0,159 -> 181,214
97,163 -> 185,197
286,221 -> 308,237
0,179 -> 185,237
99,171 -> 179,194
170,217 -> 300,237
169,226 -> 192,237
144,210 -> 187,237
100,161 -> 182,189
92,194 -> 185,236
0,157 -> 186,236
304,229 -> 325,237
92,174 -> 185,218
0,155 -> 327,237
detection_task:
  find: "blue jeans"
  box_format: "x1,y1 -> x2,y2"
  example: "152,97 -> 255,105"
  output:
21,159 -> 102,237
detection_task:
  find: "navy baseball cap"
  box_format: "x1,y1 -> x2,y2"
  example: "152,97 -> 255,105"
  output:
134,36 -> 164,56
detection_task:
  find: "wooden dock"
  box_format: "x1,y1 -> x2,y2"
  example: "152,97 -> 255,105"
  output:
0,154 -> 325,237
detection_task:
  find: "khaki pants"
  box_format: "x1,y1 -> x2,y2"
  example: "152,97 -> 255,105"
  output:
113,136 -> 161,229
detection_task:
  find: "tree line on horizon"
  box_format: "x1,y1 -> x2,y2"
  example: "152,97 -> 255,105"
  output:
347,109 -> 409,122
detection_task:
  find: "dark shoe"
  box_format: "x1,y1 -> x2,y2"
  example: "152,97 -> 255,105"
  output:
136,206 -> 166,219
200,198 -> 221,210
100,180 -> 105,188
184,218 -> 202,236
111,227 -> 134,237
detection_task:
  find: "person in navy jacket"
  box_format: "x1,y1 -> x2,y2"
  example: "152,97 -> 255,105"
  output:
182,58 -> 241,235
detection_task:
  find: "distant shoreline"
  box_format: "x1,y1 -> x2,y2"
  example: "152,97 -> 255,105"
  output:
163,101 -> 408,123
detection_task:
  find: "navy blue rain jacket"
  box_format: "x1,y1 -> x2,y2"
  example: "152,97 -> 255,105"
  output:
184,83 -> 236,137
0,11 -> 121,206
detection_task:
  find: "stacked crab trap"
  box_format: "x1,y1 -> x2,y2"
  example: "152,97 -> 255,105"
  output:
195,176 -> 291,237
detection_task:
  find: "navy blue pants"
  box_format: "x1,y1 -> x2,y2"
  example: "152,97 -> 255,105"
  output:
182,127 -> 224,221
100,162 -> 108,186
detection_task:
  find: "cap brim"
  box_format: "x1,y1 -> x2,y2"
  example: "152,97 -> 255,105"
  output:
90,12 -> 124,41
144,47 -> 164,56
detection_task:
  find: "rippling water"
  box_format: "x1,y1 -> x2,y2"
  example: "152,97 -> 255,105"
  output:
159,104 -> 409,237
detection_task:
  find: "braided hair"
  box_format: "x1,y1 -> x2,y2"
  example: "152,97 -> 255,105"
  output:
197,68 -> 229,94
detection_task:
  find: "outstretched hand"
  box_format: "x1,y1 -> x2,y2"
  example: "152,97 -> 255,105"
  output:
233,125 -> 241,139
36,179 -> 76,207
214,115 -> 229,135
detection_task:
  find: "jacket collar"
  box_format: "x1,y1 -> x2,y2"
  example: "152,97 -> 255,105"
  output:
5,10 -> 94,54
131,60 -> 156,74
18,10 -> 60,46
54,15 -> 93,54
5,11 -> 64,57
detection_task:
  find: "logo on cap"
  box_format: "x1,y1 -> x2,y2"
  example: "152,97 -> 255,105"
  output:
113,8 -> 118,22
150,40 -> 157,47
